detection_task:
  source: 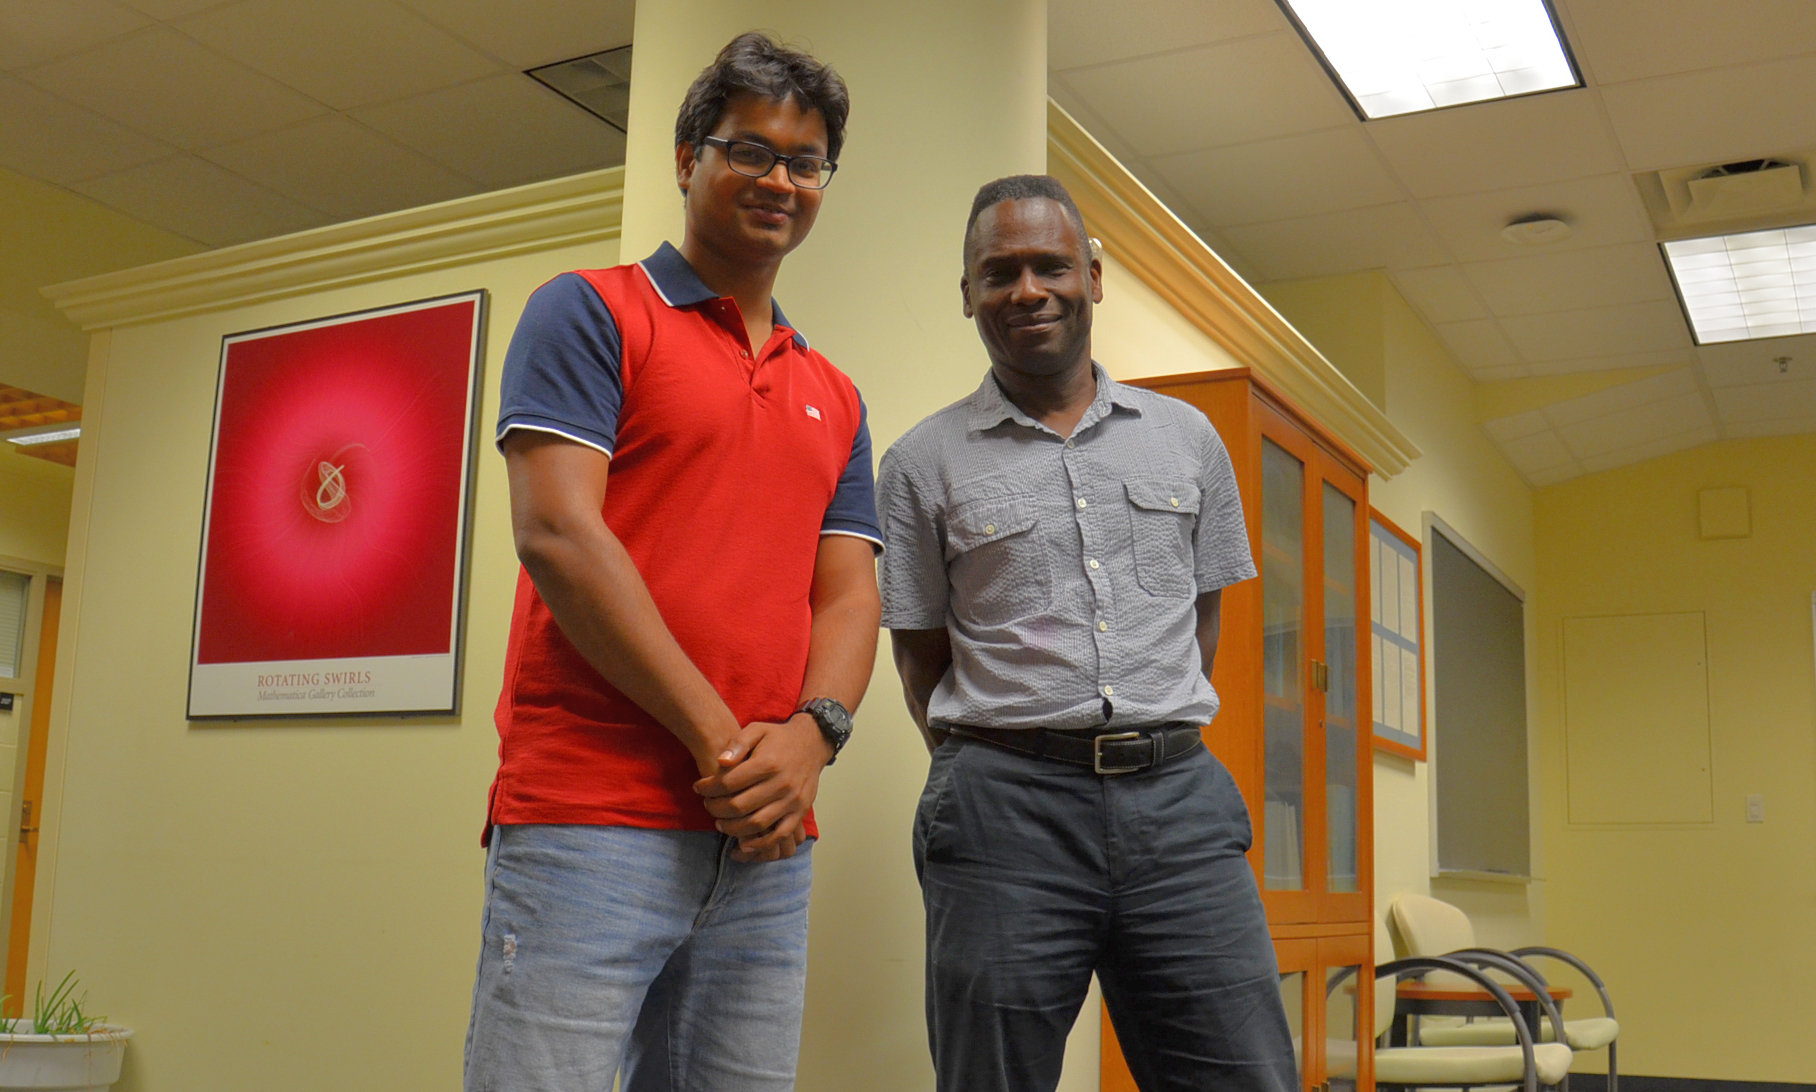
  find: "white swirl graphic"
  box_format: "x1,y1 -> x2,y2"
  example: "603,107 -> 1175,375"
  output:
300,444 -> 364,523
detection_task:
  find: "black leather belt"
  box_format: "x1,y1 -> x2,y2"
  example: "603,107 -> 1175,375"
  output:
947,723 -> 1202,775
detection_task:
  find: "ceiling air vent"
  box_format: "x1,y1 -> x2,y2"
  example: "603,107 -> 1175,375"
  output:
528,46 -> 633,133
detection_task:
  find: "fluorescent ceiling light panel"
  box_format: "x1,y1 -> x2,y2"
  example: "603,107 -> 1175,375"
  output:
1663,226 -> 1816,345
1277,0 -> 1580,119
527,46 -> 633,133
6,427 -> 80,446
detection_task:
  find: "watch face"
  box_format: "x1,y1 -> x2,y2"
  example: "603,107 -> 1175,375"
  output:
807,698 -> 852,754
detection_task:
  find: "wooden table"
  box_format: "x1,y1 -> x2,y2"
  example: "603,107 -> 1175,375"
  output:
1392,981 -> 1572,1046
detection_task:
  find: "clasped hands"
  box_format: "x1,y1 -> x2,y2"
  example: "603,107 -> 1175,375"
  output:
693,713 -> 833,863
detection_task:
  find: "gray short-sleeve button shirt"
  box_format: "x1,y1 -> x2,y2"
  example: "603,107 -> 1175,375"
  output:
878,365 -> 1257,731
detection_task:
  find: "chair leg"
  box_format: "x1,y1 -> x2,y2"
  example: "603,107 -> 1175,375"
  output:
1608,1041 -> 1618,1092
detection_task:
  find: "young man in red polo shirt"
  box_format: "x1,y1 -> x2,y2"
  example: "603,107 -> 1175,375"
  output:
465,33 -> 882,1092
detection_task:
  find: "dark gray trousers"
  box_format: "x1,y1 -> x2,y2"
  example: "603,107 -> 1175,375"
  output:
913,734 -> 1299,1092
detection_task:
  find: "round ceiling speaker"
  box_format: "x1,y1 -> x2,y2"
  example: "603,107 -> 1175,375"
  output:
1501,215 -> 1573,246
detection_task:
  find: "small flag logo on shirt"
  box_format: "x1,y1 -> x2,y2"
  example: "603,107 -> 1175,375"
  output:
804,404 -> 822,420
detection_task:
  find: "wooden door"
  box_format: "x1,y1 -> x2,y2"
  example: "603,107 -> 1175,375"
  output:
6,577 -> 59,1013
1319,932 -> 1374,1092
1254,401 -> 1322,924
1312,453 -> 1371,926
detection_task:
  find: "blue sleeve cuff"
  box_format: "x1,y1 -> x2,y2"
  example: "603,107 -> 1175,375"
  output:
822,399 -> 882,550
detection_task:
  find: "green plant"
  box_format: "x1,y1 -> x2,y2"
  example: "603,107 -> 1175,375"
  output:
30,972 -> 101,1036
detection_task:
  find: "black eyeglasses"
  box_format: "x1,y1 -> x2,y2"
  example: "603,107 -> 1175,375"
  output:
701,136 -> 838,189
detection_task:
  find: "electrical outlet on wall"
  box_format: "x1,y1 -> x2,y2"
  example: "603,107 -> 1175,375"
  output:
1746,794 -> 1765,823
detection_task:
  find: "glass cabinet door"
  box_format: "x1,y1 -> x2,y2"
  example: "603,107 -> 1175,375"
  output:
1323,484 -> 1360,895
1260,438 -> 1306,893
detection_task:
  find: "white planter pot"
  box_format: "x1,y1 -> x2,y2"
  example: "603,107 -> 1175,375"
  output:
0,1021 -> 131,1092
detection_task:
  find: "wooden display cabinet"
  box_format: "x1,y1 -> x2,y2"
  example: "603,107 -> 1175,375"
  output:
1103,369 -> 1375,1092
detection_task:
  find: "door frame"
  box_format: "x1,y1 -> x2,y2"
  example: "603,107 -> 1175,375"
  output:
0,554 -> 64,1000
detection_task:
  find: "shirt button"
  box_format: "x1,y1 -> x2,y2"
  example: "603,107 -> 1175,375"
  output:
1088,559 -> 1100,570
1076,497 -> 1088,509
1098,620 -> 1108,632
1101,684 -> 1115,697
984,524 -> 996,535
741,350 -> 750,358
1065,439 -> 1075,449
1170,497 -> 1179,507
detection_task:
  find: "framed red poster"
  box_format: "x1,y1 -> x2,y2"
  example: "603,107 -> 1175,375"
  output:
188,291 -> 488,718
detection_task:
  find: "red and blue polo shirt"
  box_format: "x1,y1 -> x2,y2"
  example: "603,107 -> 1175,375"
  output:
488,242 -> 881,839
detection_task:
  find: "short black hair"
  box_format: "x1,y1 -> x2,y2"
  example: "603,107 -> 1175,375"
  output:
963,174 -> 1090,265
675,32 -> 850,161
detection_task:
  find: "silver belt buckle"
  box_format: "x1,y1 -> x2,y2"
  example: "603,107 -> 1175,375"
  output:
1093,731 -> 1145,775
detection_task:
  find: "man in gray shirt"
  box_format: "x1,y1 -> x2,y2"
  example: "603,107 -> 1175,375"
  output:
878,174 -> 1297,1092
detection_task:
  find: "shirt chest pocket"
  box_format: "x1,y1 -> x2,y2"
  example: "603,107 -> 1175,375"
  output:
945,496 -> 1053,627
1126,480 -> 1201,599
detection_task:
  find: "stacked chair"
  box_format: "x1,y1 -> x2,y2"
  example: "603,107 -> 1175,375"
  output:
1347,953 -> 1574,1092
1383,893 -> 1622,1092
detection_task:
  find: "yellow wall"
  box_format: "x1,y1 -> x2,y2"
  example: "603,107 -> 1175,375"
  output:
0,452 -> 73,569
1093,253 -> 1244,381
1537,433 -> 1816,1082
1260,272 -> 1541,952
0,167 -> 200,403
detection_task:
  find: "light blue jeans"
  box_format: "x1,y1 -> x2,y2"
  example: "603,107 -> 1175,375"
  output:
464,824 -> 815,1092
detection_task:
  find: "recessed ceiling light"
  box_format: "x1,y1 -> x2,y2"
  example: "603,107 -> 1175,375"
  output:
1662,226 -> 1816,344
527,46 -> 633,132
6,427 -> 80,446
1276,0 -> 1581,120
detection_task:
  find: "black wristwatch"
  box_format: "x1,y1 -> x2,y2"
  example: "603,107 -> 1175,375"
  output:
797,697 -> 853,764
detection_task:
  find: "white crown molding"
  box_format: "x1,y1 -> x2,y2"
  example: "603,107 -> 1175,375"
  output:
42,167 -> 626,332
1047,100 -> 1420,479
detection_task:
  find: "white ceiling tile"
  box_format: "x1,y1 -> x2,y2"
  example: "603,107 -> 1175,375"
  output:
18,25 -> 325,149
1460,242 -> 1675,317
1219,202 -> 1447,281
1431,318 -> 1522,368
0,0 -> 148,70
176,0 -> 503,112
200,114 -> 480,218
394,0 -> 634,69
1577,424 -> 1720,473
1526,462 -> 1583,486
1499,429 -> 1576,472
1059,31 -> 1353,158
69,154 -> 329,245
1391,266 -> 1489,323
1473,363 -> 1531,380
1543,368 -> 1701,426
0,75 -> 173,183
1500,299 -> 1692,361
1049,79 -> 1146,168
119,0 -> 230,16
1049,0 -> 1285,71
1723,416 -> 1816,439
1523,349 -> 1691,375
1600,54 -> 1816,171
1418,173 -> 1651,264
1149,127 -> 1401,227
1564,0 -> 1816,85
353,75 -> 623,188
1483,409 -> 1551,443
1694,332 -> 1816,386
1366,90 -> 1625,199
1558,392 -> 1713,458
1711,378 -> 1816,423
